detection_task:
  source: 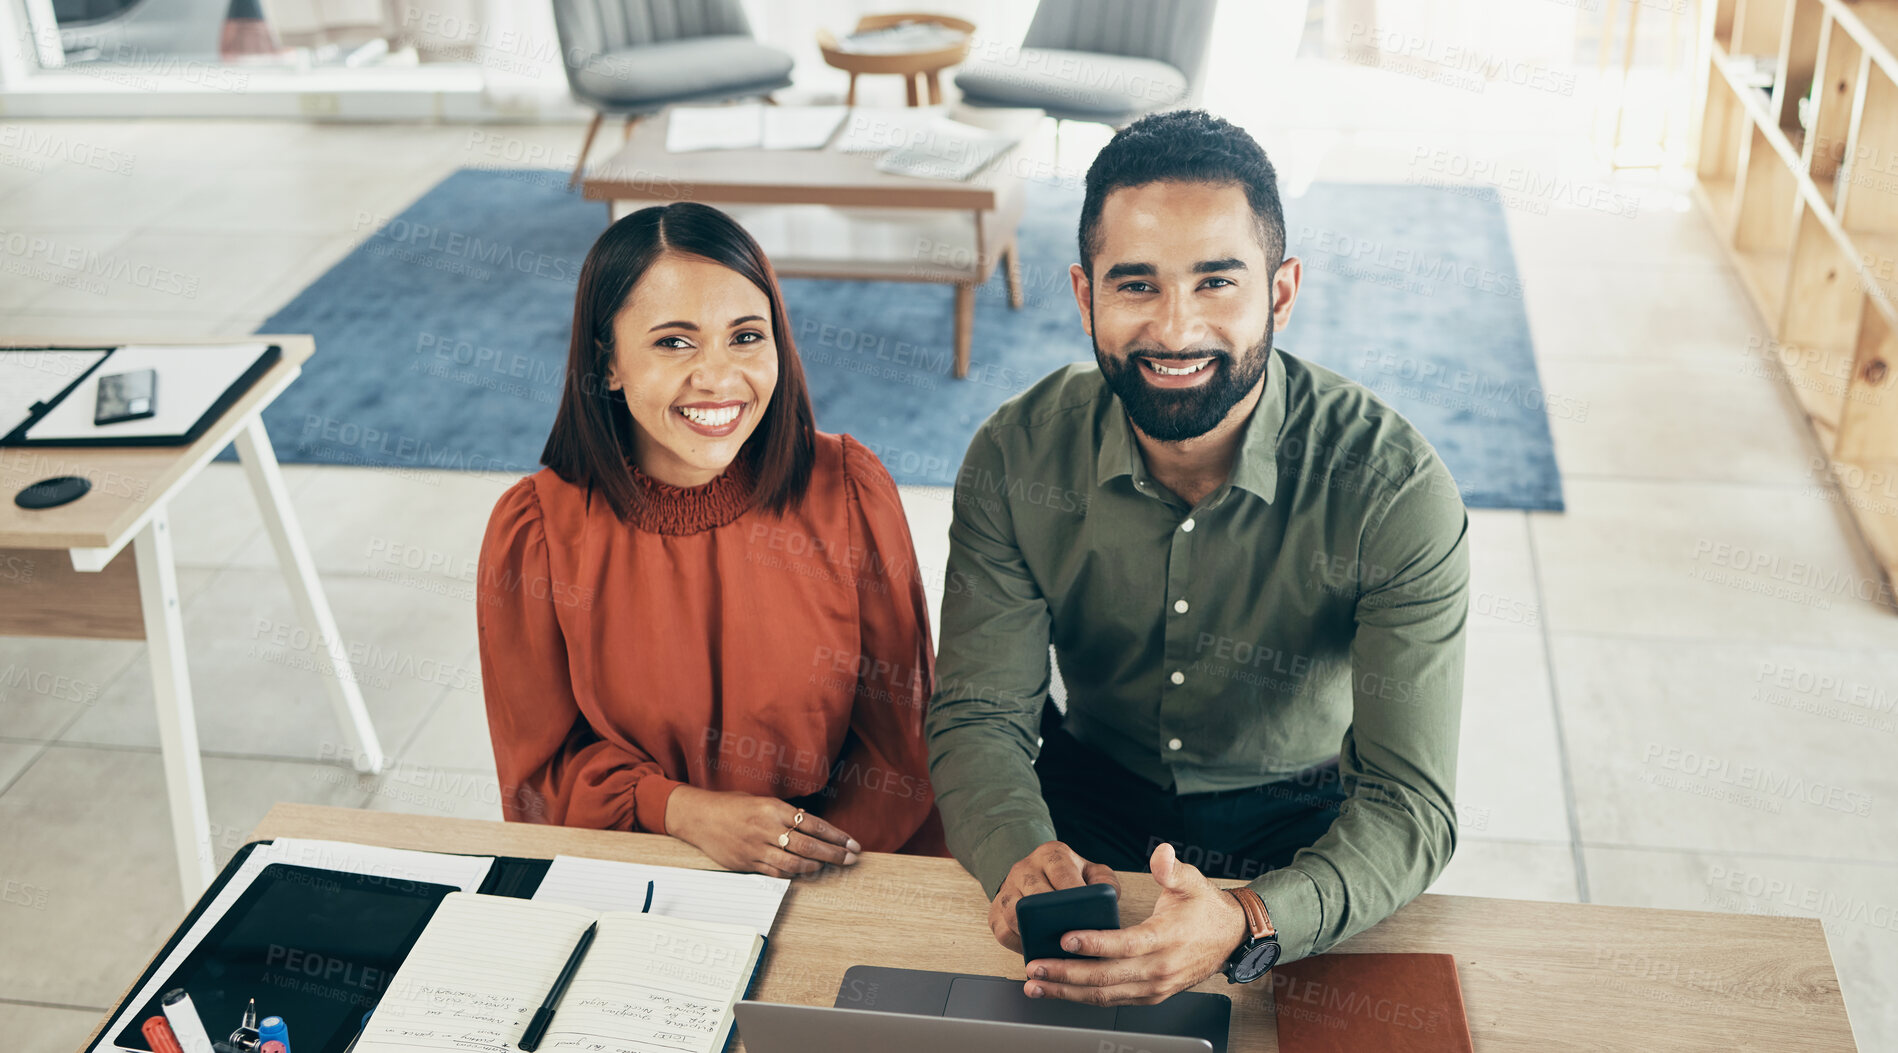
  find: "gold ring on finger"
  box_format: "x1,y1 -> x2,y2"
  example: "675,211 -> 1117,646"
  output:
792,809 -> 806,827
778,830 -> 792,848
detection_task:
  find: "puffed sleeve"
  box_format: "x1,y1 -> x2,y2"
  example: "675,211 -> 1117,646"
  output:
477,477 -> 683,831
816,437 -> 946,854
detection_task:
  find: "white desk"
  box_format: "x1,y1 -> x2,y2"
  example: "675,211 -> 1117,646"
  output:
0,335 -> 385,902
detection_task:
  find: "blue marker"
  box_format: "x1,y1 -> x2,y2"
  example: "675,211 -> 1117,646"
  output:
258,1015 -> 290,1053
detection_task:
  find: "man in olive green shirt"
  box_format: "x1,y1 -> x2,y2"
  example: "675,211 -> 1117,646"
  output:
926,110 -> 1469,1006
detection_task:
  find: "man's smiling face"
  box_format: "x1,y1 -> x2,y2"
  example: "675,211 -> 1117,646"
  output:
1075,179 -> 1279,443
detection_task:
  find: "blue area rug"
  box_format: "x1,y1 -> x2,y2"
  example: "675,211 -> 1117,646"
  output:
244,167 -> 1562,511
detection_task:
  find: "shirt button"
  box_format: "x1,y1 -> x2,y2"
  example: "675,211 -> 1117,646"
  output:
1181,518 -> 1196,532
1168,737 -> 1183,751
1170,670 -> 1185,685
1173,599 -> 1189,614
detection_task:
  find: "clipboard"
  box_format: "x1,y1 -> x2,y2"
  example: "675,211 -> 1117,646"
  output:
0,342 -> 281,447
85,842 -> 765,1053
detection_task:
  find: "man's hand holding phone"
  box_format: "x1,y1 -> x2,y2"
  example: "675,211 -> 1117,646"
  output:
987,840 -> 1121,953
992,841 -> 1250,1008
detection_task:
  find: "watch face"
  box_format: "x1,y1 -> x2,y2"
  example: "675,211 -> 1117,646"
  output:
1233,940 -> 1280,983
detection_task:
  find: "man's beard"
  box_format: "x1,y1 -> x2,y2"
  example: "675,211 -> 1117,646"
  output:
1094,311 -> 1273,442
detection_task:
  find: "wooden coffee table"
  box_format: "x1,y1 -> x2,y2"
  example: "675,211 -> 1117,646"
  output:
580,106 -> 1043,379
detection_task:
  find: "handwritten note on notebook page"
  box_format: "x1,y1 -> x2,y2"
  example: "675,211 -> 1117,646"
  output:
352,892 -> 763,1053
532,854 -> 790,937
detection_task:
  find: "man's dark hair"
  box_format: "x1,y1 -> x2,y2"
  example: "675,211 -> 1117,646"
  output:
1077,109 -> 1285,278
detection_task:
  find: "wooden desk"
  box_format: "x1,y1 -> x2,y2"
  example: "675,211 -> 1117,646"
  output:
81,804 -> 1861,1052
0,337 -> 385,902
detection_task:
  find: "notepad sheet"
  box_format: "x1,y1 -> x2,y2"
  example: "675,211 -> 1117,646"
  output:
351,894 -> 597,1053
0,349 -> 109,438
531,854 -> 789,937
353,895 -> 761,1053
664,105 -> 848,152
555,911 -> 761,1053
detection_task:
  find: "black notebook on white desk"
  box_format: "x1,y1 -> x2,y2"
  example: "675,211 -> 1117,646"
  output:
0,342 -> 280,446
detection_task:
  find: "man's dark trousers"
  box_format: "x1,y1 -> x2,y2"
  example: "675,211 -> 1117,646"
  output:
1034,715 -> 1347,882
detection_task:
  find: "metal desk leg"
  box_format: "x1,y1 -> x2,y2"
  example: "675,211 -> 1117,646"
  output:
133,507 -> 216,902
234,417 -> 386,775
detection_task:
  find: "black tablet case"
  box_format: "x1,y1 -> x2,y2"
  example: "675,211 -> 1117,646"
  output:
0,343 -> 282,447
87,840 -> 765,1053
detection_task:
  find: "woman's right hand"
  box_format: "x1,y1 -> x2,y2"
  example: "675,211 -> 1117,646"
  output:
663,786 -> 862,877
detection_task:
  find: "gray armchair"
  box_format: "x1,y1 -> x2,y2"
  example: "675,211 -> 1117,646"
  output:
551,0 -> 795,187
954,0 -> 1218,127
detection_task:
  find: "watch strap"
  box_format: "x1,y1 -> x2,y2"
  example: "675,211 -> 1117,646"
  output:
1227,887 -> 1275,939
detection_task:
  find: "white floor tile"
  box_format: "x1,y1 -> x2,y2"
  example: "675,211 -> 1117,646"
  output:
147,163 -> 443,236
1530,478 -> 1898,648
0,567 -> 218,742
1504,188 -> 1730,274
1539,357 -> 1824,484
0,313 -> 259,343
1521,262 -> 1767,361
0,161 -> 200,231
58,568 -> 475,764
1426,838 -> 1579,902
1456,629 -> 1571,843
0,1002 -> 109,1053
0,228 -> 141,312
0,636 -> 147,742
898,484 -> 956,645
0,741 -> 43,789
0,746 -> 370,1006
18,231 -> 336,318
164,461 -> 280,571
1465,509 -> 1541,632
226,467 -> 522,582
360,764 -> 503,822
1555,634 -> 1898,860
391,677 -> 493,773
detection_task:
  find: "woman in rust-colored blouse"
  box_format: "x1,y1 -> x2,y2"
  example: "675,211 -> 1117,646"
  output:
477,202 -> 945,875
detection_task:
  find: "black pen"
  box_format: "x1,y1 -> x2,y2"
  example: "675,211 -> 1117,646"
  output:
642,879 -> 654,913
519,922 -> 597,1051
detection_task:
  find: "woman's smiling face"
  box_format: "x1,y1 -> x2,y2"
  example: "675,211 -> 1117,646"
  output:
605,252 -> 779,488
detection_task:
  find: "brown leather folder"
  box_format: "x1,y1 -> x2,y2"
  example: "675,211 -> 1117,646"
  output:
1269,952 -> 1474,1052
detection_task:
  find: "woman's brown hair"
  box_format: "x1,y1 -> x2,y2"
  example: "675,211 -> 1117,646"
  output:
541,202 -> 816,521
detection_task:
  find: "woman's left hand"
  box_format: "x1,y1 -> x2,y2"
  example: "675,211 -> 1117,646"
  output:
665,786 -> 861,877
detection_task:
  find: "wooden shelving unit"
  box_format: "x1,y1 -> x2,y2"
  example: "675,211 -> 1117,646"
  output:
1692,0 -> 1898,603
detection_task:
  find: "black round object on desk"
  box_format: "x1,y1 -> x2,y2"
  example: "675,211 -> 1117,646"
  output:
14,475 -> 91,509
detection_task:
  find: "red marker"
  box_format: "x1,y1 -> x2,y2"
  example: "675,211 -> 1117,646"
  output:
141,1016 -> 185,1053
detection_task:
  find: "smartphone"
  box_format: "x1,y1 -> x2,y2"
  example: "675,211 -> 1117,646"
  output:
95,368 -> 157,425
1016,883 -> 1120,963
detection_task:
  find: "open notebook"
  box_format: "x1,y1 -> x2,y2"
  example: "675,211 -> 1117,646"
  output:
354,892 -> 765,1053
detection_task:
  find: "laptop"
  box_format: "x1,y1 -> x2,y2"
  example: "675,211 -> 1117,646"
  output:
832,965 -> 1230,1051
733,1002 -> 1215,1053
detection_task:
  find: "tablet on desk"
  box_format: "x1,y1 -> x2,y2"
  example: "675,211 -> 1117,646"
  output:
110,864 -> 456,1053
